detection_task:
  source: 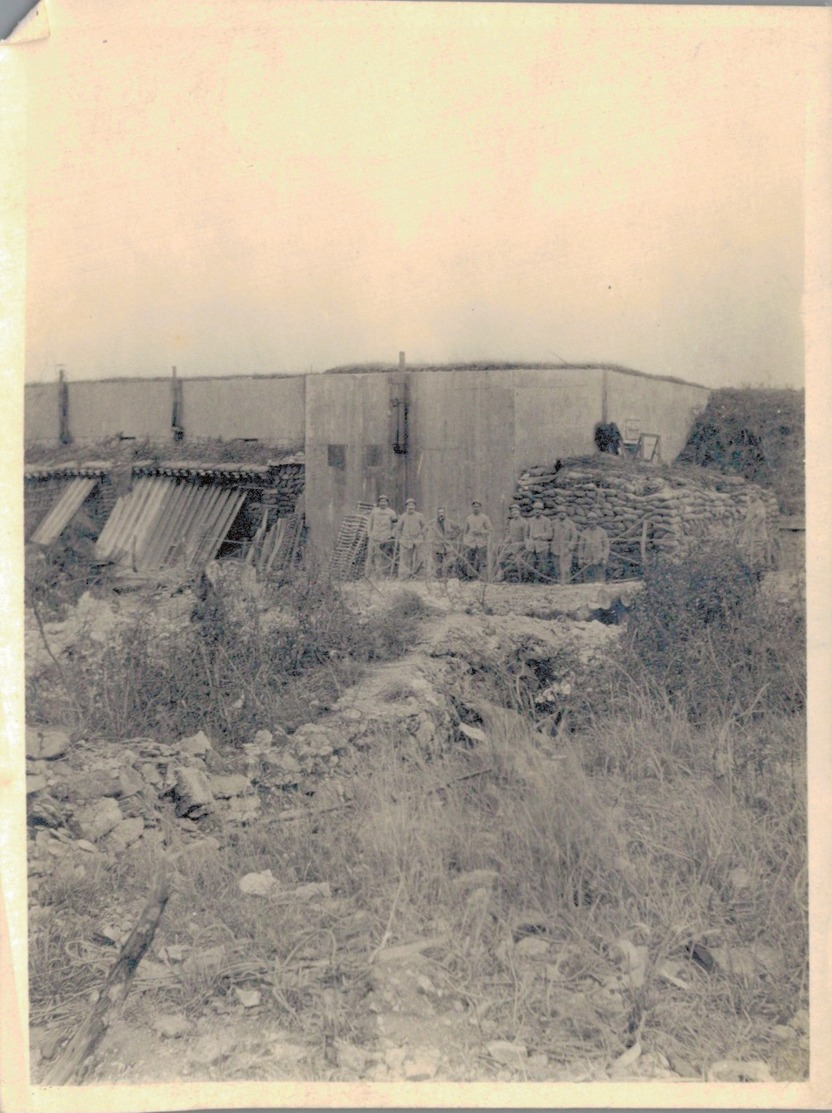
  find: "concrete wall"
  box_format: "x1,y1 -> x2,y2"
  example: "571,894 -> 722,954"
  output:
24,383 -> 60,445
305,373 -> 407,552
66,380 -> 173,442
513,367 -> 603,469
409,369 -> 517,541
604,371 -> 709,462
182,377 -> 305,444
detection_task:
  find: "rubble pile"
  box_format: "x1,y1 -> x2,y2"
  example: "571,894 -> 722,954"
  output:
514,461 -> 779,577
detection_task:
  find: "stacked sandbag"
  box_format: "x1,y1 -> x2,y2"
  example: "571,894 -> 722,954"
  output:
264,462 -> 305,516
514,460 -> 779,579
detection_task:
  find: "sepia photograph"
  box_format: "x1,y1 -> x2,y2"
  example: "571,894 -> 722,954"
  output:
2,0 -> 830,1108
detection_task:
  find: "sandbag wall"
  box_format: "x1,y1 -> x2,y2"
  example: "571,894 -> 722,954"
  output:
265,461 -> 305,517
514,461 -> 779,579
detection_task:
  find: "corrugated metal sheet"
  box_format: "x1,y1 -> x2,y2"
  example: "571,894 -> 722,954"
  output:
95,477 -> 248,572
30,478 -> 98,546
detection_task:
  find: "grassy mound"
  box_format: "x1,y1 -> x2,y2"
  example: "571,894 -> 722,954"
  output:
677,388 -> 804,515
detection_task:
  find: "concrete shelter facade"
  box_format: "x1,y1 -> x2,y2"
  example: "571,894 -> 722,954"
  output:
24,363 -> 710,554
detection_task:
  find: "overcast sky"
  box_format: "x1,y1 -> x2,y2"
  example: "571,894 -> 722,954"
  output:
19,1 -> 820,388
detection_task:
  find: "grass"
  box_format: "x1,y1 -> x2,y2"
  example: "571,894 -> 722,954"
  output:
27,541 -> 807,1081
27,563 -> 430,745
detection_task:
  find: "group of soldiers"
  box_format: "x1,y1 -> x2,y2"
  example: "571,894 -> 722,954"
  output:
364,495 -> 610,584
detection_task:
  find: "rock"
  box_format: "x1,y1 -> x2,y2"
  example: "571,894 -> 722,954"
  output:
384,1047 -> 407,1070
234,987 -> 262,1008
74,797 -> 123,842
707,1059 -> 772,1083
119,767 -> 146,798
272,1041 -> 309,1063
772,1024 -> 795,1041
179,731 -> 213,758
486,1040 -> 528,1068
102,817 -> 145,853
253,729 -> 273,747
238,869 -> 279,897
266,752 -> 301,775
222,797 -> 261,824
335,1041 -> 368,1073
26,726 -> 70,761
290,881 -> 331,901
153,1014 -> 193,1039
191,1030 -> 236,1065
210,774 -> 251,799
173,767 -> 214,817
26,775 -> 48,796
375,935 -> 448,964
515,936 -> 550,960
403,1051 -> 440,1080
451,869 -> 500,892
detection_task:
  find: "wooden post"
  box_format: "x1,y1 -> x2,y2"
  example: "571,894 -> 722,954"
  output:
43,869 -> 174,1085
171,366 -> 184,441
58,367 -> 71,445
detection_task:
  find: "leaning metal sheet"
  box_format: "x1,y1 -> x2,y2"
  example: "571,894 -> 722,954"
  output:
29,477 -> 98,546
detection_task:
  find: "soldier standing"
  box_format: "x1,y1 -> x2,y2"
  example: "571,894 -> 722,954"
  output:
428,506 -> 460,579
499,503 -> 527,582
579,523 -> 611,582
463,500 -> 493,579
365,495 -> 398,578
396,498 -> 427,580
523,500 -> 553,582
550,509 -> 578,585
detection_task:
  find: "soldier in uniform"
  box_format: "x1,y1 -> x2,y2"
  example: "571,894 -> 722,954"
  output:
463,500 -> 493,579
499,503 -> 527,582
365,495 -> 398,578
550,509 -> 579,585
524,500 -> 553,582
396,498 -> 427,580
579,523 -> 611,582
428,506 -> 460,579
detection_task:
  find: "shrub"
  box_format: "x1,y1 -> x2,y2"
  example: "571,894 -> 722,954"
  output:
625,542 -> 805,724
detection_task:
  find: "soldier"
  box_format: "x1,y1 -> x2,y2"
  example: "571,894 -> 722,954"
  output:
523,500 -> 553,582
550,509 -> 578,585
365,495 -> 398,578
428,505 -> 460,579
463,500 -> 493,579
396,498 -> 427,580
579,523 -> 610,582
499,503 -> 527,582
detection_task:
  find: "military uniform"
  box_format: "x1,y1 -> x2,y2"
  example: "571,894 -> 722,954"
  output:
396,504 -> 426,580
463,506 -> 492,578
550,514 -> 578,585
365,503 -> 398,577
578,524 -> 610,582
524,510 -> 553,581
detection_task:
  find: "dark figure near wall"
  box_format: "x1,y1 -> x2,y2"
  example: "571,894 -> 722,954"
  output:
594,422 -> 623,456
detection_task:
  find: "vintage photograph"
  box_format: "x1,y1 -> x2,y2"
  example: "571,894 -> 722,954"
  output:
7,0 -> 825,1104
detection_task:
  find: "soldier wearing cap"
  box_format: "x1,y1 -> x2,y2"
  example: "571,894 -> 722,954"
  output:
499,503 -> 527,582
365,495 -> 397,578
550,508 -> 579,585
463,500 -> 493,579
396,498 -> 427,580
578,523 -> 611,582
428,505 -> 461,579
524,500 -> 553,582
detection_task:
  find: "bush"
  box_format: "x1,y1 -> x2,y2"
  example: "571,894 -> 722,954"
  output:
625,542 -> 805,724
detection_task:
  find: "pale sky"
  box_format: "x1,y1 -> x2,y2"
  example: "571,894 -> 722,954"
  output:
17,1 -> 821,387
